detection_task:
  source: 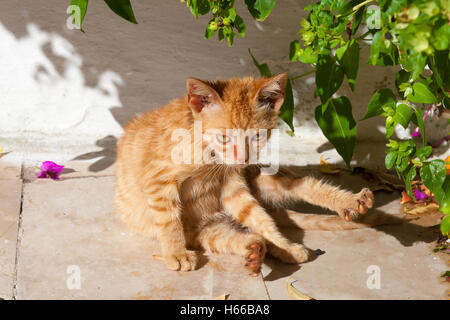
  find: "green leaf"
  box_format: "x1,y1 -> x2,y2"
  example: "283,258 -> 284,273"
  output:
336,40 -> 360,91
315,97 -> 357,168
69,0 -> 88,32
393,103 -> 412,129
415,146 -> 432,160
361,89 -> 396,120
441,215 -> 450,235
315,55 -> 344,103
409,53 -> 427,81
403,164 -> 417,196
104,0 -> 137,24
218,29 -> 224,42
407,82 -> 438,104
370,31 -> 398,66
439,176 -> 450,215
395,69 -> 410,96
406,164 -> 417,181
289,40 -> 300,62
431,23 -> 450,51
420,160 -> 446,195
204,21 -> 215,39
228,8 -> 237,21
411,106 -> 426,145
188,0 -> 199,18
248,49 -> 272,78
245,0 -> 276,21
298,46 -> 318,64
197,0 -> 210,15
352,4 -> 365,35
430,50 -> 450,97
398,140 -> 412,152
395,155 -> 409,172
188,0 -> 209,18
234,15 -> 246,37
227,31 -> 235,46
279,79 -> 295,132
385,151 -> 397,169
386,117 -> 395,138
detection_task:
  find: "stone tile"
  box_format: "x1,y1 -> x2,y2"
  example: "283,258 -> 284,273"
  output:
0,178 -> 22,299
262,170 -> 448,300
264,225 -> 448,299
207,254 -> 268,300
15,176 -> 267,299
0,153 -> 22,180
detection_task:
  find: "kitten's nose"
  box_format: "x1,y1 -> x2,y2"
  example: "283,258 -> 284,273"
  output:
236,150 -> 249,163
234,139 -> 249,164
237,154 -> 249,163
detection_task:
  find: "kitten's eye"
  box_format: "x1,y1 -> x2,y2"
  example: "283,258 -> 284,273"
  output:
216,134 -> 231,144
251,133 -> 266,144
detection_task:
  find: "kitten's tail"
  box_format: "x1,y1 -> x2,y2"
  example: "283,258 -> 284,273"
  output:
283,210 -> 407,231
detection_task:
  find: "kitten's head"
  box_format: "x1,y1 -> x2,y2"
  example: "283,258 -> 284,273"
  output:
186,73 -> 288,166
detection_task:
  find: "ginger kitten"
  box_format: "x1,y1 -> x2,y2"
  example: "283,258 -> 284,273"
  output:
115,73 -> 374,275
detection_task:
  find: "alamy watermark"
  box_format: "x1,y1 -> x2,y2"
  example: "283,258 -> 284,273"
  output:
366,265 -> 381,290
66,5 -> 81,30
366,5 -> 381,30
66,265 -> 81,290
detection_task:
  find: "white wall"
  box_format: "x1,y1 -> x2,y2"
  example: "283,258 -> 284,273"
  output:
0,1 -> 447,164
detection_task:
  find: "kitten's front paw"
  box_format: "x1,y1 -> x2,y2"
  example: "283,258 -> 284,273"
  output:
342,188 -> 374,221
164,250 -> 198,272
268,243 -> 309,264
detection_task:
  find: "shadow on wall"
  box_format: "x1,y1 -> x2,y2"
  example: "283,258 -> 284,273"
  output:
0,1 -> 447,173
0,0 -> 311,171
0,21 -> 123,139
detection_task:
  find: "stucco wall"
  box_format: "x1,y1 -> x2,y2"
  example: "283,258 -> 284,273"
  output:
0,1 -> 447,164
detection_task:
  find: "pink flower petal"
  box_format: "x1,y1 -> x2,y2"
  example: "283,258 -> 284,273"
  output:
40,161 -> 64,174
412,128 -> 420,137
413,188 -> 428,202
37,171 -> 48,179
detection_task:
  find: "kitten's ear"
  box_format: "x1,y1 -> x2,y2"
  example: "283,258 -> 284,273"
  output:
256,73 -> 288,112
186,78 -> 221,113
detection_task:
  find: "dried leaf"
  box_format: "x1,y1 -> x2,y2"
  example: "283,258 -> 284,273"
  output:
403,202 -> 440,215
286,278 -> 314,300
319,155 -> 342,175
152,254 -> 165,262
371,183 -> 395,192
376,169 -> 404,186
420,184 -> 432,196
401,190 -> 413,204
214,293 -> 229,300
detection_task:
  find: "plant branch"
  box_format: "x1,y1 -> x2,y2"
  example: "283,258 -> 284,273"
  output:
290,69 -> 316,81
336,0 -> 374,18
356,30 -> 372,40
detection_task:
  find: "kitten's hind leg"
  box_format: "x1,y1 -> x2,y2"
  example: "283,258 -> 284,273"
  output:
197,220 -> 266,276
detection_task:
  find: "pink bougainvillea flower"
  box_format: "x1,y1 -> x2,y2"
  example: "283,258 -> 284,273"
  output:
413,188 -> 429,202
37,161 -> 64,180
411,128 -> 421,137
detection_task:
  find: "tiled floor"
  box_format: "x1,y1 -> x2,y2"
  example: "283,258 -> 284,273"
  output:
1,157 -> 448,299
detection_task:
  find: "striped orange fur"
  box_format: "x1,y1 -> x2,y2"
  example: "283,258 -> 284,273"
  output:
115,74 -> 385,275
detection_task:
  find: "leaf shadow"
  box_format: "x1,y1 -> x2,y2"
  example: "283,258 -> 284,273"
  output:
73,135 -> 117,172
